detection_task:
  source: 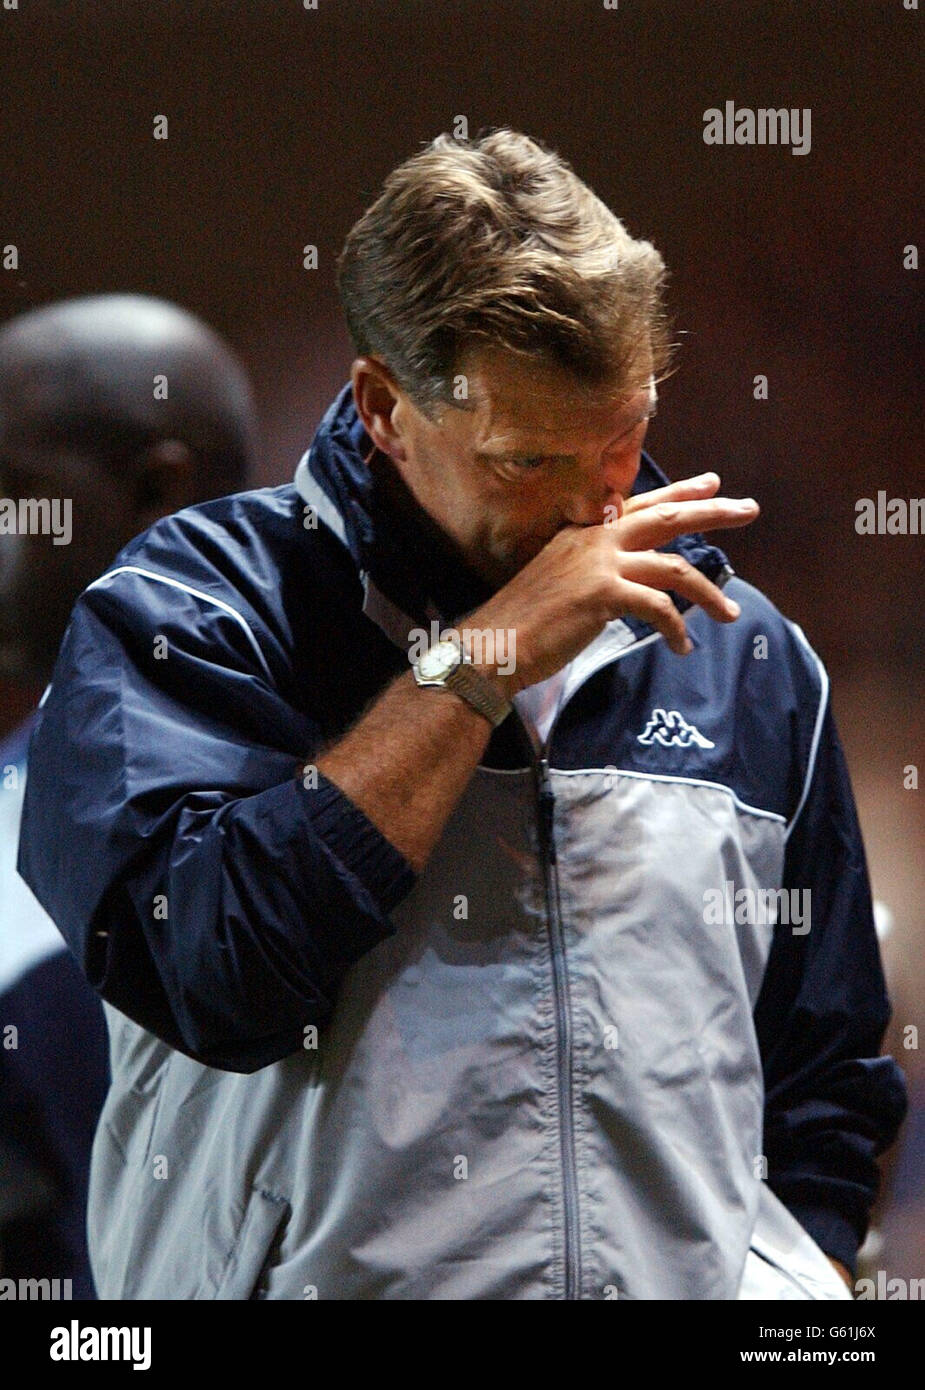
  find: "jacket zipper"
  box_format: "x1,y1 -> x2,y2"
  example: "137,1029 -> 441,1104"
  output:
499,619 -> 694,1298
535,752 -> 581,1300
513,636 -> 654,1300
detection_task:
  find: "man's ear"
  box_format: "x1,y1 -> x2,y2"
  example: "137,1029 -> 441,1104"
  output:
131,439 -> 198,527
350,356 -> 408,465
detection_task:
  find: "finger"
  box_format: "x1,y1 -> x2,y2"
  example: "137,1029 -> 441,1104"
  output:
617,496 -> 759,551
622,472 -> 721,516
608,577 -> 692,655
619,551 -> 741,622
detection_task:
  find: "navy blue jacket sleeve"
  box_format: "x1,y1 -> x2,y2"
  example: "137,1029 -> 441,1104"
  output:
16,566 -> 417,1074
755,664 -> 907,1276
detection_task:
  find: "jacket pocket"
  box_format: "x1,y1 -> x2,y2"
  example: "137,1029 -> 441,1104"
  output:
738,1237 -> 852,1301
745,1185 -> 853,1300
212,1187 -> 291,1300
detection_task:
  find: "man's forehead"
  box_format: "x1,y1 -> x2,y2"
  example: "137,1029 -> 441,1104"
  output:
461,373 -> 656,447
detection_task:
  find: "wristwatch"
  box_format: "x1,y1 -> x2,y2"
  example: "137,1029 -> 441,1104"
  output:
412,636 -> 513,728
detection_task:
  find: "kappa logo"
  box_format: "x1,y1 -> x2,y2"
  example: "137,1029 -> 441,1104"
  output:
637,708 -> 715,749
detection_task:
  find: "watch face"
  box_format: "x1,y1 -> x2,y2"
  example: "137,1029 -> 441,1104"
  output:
417,639 -> 460,681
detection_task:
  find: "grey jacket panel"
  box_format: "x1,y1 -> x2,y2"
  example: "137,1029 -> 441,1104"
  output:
89,765 -> 847,1299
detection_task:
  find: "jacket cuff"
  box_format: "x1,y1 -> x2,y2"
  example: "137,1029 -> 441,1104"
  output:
787,1203 -> 863,1280
300,770 -> 417,913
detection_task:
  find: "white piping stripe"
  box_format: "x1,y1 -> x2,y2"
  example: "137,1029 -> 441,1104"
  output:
551,765 -> 787,824
293,451 -> 421,652
783,622 -> 830,842
537,630 -> 663,757
360,571 -> 419,650
293,452 -> 348,545
83,565 -> 273,682
559,625 -> 656,711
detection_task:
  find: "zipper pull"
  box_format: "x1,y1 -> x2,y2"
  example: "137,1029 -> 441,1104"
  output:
538,756 -> 557,864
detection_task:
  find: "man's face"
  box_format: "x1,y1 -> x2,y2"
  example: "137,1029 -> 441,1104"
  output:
385,345 -> 657,588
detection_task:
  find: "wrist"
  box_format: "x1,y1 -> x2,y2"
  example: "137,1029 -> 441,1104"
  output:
457,633 -> 520,704
412,633 -> 513,728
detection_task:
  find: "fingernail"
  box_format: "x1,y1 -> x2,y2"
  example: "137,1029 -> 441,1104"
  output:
726,600 -> 741,616
736,498 -> 758,511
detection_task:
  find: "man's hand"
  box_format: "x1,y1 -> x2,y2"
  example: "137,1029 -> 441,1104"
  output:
465,471 -> 759,697
316,473 -> 759,874
828,1257 -> 854,1293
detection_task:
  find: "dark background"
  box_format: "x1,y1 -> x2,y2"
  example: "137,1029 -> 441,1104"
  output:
1,0 -> 922,1284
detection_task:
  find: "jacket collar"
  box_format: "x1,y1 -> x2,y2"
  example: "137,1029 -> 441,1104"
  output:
294,381 -> 732,649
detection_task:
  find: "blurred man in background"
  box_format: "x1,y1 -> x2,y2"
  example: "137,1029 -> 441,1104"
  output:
0,293 -> 257,1295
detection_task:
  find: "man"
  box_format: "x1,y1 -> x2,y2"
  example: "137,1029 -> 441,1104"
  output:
18,131 -> 905,1300
1,293 -> 256,1295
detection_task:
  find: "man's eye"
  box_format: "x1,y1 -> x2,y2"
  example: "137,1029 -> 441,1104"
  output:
510,456 -> 548,470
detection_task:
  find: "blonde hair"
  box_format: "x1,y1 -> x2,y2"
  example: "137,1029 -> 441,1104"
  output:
336,128 -> 675,417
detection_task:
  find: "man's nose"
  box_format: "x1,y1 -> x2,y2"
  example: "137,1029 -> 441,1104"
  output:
561,489 -> 612,527
561,454 -> 639,527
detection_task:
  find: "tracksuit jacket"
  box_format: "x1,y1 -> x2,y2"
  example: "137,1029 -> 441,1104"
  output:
17,382 -> 907,1299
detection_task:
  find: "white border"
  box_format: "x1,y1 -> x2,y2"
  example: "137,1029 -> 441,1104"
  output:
83,565 -> 273,682
550,764 -> 786,824
783,621 -> 829,842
